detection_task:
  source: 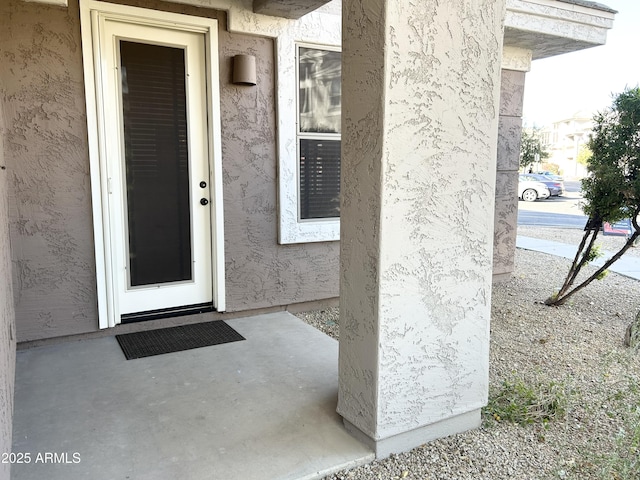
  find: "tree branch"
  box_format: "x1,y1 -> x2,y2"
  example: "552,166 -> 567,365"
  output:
549,228 -> 640,306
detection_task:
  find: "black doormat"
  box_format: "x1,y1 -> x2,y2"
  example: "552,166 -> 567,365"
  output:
116,320 -> 245,360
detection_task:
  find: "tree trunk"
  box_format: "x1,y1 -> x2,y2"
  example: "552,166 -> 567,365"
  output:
547,228 -> 640,306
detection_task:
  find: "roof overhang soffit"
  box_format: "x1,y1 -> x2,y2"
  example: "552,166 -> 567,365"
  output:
22,0 -> 615,62
504,0 -> 616,60
21,0 -> 67,5
253,0 -> 332,19
22,0 -> 336,22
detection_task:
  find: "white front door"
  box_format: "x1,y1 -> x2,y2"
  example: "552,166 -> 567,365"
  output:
81,2 -> 226,326
108,22 -> 212,319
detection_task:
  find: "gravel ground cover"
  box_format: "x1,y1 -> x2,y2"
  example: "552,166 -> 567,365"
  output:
296,231 -> 640,480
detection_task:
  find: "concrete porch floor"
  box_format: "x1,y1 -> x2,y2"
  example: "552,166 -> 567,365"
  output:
11,312 -> 374,480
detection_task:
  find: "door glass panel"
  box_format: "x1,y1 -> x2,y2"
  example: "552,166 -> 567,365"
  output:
120,41 -> 192,287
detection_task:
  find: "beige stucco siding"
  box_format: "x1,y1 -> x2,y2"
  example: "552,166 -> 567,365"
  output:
2,0 -> 523,343
1,0 -> 97,341
217,25 -> 340,312
0,77 -> 17,480
2,0 -> 339,342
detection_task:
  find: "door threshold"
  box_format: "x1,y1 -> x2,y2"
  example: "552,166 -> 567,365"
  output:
121,303 -> 215,324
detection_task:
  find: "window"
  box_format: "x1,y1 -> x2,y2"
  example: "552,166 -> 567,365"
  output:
297,46 -> 342,220
276,40 -> 342,244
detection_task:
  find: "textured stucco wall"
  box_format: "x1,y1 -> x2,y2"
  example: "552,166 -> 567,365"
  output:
217,31 -> 340,311
1,0 -> 98,342
493,70 -> 525,279
338,0 -> 504,443
3,0 -> 339,342
0,82 -> 17,480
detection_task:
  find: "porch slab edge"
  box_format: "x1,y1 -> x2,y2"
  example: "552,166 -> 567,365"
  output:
343,409 -> 482,460
294,452 -> 376,480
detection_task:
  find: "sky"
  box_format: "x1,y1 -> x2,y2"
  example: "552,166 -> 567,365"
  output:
522,0 -> 640,128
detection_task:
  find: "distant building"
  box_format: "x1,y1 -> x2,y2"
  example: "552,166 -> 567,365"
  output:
540,111 -> 594,178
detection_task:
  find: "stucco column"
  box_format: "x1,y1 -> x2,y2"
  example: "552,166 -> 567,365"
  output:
338,0 -> 506,458
493,67 -> 527,281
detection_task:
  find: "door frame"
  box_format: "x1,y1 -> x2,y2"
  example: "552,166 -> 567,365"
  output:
80,0 -> 226,329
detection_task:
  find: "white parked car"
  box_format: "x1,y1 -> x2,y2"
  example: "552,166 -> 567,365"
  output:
518,174 -> 550,202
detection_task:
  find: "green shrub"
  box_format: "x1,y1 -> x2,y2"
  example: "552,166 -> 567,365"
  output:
483,376 -> 568,426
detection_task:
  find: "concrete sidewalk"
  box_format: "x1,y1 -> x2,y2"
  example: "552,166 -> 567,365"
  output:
517,236 -> 640,281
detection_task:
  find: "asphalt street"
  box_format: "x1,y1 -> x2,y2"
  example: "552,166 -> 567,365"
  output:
517,180 -> 588,228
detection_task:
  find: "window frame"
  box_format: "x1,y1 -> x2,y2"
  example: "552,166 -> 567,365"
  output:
277,42 -> 341,244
